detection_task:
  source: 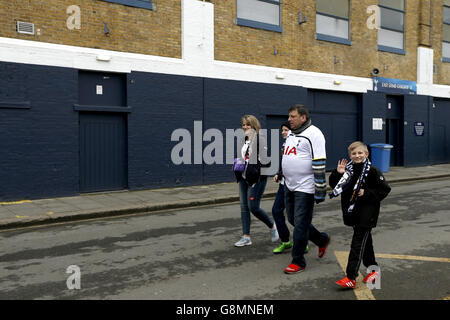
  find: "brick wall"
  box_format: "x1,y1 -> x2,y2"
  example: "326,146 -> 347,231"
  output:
0,0 -> 181,58
212,0 -> 450,85
431,2 -> 450,85
0,0 -> 448,85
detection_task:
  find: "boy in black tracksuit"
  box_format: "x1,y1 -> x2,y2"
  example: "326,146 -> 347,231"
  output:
329,141 -> 391,288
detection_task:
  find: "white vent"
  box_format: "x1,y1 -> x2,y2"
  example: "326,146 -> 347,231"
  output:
17,21 -> 35,35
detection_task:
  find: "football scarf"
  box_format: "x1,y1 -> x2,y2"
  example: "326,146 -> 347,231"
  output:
329,158 -> 371,213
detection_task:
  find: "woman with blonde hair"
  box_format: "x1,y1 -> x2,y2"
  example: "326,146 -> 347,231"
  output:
233,115 -> 279,247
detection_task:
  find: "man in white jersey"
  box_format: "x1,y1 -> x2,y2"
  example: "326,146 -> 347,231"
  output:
282,104 -> 331,274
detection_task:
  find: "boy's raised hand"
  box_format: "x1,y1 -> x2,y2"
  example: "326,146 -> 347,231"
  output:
337,159 -> 348,174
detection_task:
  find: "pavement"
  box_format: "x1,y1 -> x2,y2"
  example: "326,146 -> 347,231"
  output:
0,164 -> 449,231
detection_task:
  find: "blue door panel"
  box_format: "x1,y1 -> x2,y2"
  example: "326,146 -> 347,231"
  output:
78,71 -> 126,106
403,95 -> 429,167
79,112 -> 127,192
430,99 -> 450,164
309,90 -> 361,170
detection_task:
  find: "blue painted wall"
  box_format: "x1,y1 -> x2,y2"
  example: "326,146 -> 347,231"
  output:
127,71 -> 204,190
0,61 -> 448,201
308,90 -> 362,170
403,95 -> 430,167
362,91 -> 387,146
0,62 -> 78,201
203,78 -> 308,184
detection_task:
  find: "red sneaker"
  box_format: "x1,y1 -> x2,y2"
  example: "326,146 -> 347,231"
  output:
284,263 -> 305,274
318,235 -> 330,258
363,271 -> 380,284
336,277 -> 356,289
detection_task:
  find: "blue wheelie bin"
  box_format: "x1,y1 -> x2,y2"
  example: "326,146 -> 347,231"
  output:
369,144 -> 393,173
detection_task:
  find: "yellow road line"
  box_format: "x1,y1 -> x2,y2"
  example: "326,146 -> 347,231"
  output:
334,251 -> 376,300
374,253 -> 450,263
334,250 -> 450,300
0,200 -> 32,205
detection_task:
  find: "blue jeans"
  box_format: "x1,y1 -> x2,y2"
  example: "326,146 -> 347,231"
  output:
239,176 -> 274,235
284,187 -> 328,267
272,184 -> 290,243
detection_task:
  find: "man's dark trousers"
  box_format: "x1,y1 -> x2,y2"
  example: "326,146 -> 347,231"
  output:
284,187 -> 328,267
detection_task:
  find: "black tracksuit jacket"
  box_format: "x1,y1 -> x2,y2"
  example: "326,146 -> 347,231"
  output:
329,164 -> 391,228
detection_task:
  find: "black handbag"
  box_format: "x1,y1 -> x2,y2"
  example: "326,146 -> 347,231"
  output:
243,135 -> 261,186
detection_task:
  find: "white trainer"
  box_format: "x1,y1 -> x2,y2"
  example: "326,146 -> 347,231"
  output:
271,226 -> 279,242
234,237 -> 252,247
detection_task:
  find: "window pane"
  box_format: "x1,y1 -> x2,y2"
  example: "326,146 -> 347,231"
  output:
444,24 -> 450,42
316,14 -> 349,39
380,7 -> 404,31
378,28 -> 404,49
237,0 -> 280,26
444,6 -> 450,24
443,42 -> 450,59
379,0 -> 404,11
316,0 -> 349,19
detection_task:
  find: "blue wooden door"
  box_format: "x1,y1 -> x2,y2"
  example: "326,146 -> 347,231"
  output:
308,90 -> 361,170
78,71 -> 128,192
430,99 -> 450,164
79,112 -> 127,192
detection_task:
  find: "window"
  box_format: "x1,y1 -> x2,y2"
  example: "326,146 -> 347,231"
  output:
237,0 -> 282,32
316,0 -> 351,45
100,0 -> 152,10
443,0 -> 450,62
378,0 -> 405,54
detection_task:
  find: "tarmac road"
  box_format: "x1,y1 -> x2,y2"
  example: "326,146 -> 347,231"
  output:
0,178 -> 449,300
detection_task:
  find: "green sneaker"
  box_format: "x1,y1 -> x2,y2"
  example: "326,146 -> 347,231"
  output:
273,241 -> 293,254
305,244 -> 310,254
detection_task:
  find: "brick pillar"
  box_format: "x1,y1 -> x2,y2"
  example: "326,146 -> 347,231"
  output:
419,0 -> 432,47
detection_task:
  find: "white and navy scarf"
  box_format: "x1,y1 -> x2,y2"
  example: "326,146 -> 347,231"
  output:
329,158 -> 371,213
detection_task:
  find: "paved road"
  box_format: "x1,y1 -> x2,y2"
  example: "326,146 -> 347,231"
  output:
0,178 -> 449,300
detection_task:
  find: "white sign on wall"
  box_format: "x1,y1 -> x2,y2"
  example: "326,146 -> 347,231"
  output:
372,118 -> 383,130
96,85 -> 103,95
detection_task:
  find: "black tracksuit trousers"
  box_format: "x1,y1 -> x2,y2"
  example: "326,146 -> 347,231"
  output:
346,226 -> 378,280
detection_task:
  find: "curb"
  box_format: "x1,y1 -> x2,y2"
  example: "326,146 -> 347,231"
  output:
1,174 -> 449,231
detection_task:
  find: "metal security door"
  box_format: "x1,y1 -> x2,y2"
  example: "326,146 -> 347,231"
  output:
79,112 -> 127,192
